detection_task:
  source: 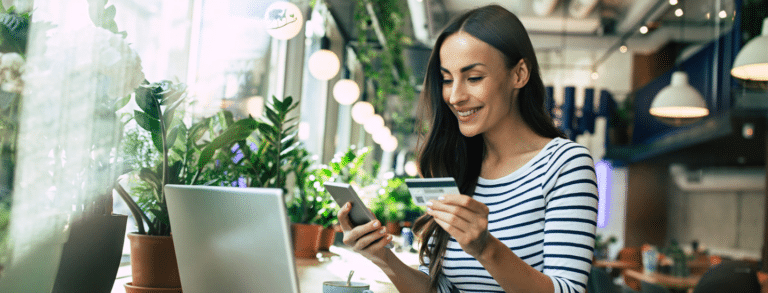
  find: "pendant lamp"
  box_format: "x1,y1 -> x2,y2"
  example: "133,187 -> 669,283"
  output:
308,37 -> 340,81
264,1 -> 304,40
731,18 -> 768,81
649,71 -> 708,119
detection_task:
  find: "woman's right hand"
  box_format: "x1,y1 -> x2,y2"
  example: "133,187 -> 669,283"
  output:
338,202 -> 393,263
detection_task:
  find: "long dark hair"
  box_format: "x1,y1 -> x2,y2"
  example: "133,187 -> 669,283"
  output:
412,5 -> 564,289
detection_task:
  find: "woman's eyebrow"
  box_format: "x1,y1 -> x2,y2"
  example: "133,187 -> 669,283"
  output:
440,63 -> 484,73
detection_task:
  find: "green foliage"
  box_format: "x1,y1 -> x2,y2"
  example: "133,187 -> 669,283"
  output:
353,0 -> 416,134
87,0 -> 127,37
0,6 -> 30,55
0,196 -> 11,266
197,95 -> 301,192
116,80 -> 211,236
370,177 -> 423,223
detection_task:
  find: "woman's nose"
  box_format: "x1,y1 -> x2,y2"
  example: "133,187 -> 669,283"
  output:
448,82 -> 468,105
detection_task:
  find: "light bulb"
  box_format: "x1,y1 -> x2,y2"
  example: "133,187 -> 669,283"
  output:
372,127 -> 391,144
404,161 -> 418,177
308,49 -> 340,80
639,26 -> 648,34
333,79 -> 360,105
246,96 -> 264,118
264,2 -> 304,40
380,135 -> 398,152
363,115 -> 384,134
351,102 -> 374,124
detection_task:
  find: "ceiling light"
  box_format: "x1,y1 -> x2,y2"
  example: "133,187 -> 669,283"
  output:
351,101 -> 374,124
363,114 -> 384,134
639,26 -> 649,34
619,45 -> 628,53
332,79 -> 360,105
591,72 -> 599,80
669,0 -> 678,5
718,10 -> 727,19
650,71 -> 708,118
308,37 -> 340,81
675,8 -> 684,17
264,1 -> 304,40
380,135 -> 398,152
731,18 -> 768,81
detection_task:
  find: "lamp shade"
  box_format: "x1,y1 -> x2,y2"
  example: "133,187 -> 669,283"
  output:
332,79 -> 360,105
351,101 -> 374,124
264,1 -> 304,40
650,71 -> 708,118
308,49 -> 340,80
731,18 -> 768,81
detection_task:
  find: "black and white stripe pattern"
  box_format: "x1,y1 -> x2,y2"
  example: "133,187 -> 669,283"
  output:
419,138 -> 598,293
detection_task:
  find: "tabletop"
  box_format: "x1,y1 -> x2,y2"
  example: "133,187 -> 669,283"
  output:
624,269 -> 702,290
111,245 -> 418,293
592,260 -> 636,270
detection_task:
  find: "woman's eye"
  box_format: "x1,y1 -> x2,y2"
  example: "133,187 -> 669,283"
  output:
468,76 -> 483,82
441,79 -> 453,85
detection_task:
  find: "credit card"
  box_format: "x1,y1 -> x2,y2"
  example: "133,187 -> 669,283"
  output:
405,177 -> 460,206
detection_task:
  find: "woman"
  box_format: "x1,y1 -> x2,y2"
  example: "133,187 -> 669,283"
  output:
337,5 -> 598,293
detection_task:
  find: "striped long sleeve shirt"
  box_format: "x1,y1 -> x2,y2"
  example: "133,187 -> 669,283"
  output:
419,137 -> 598,293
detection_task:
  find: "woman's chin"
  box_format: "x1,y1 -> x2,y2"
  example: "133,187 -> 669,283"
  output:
459,127 -> 482,138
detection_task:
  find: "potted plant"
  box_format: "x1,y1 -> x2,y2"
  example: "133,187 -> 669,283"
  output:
594,234 -> 617,261
115,80 -> 213,293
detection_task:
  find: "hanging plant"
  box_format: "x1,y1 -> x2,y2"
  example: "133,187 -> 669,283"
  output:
353,0 -> 417,135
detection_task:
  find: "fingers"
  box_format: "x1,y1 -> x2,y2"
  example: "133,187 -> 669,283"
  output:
341,217 -> 382,247
337,202 -> 354,232
435,193 -> 489,214
352,226 -> 391,252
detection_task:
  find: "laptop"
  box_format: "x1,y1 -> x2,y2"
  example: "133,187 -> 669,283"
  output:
164,184 -> 300,293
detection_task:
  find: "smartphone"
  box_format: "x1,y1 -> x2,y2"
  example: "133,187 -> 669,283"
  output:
324,182 -> 377,227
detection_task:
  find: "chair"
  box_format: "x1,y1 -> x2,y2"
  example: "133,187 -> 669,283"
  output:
692,260 -> 760,293
617,247 -> 643,291
640,281 -> 671,293
587,267 -> 619,293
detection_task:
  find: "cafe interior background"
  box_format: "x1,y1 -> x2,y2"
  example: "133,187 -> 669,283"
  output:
0,0 -> 766,291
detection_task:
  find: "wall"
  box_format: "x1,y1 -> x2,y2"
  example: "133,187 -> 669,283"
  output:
666,174 -> 765,259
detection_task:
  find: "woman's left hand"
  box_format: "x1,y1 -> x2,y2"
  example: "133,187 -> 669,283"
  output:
426,194 -> 491,258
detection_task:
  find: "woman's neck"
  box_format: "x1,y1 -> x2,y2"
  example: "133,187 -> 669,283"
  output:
480,114 -> 549,179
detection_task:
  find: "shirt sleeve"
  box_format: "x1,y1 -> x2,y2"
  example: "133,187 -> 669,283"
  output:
541,143 -> 598,293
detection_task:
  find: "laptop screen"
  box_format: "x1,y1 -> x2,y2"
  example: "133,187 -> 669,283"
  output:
165,184 -> 300,293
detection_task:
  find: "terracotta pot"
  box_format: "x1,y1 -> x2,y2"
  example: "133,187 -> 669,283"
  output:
292,223 -> 322,258
386,222 -> 401,236
126,233 -> 182,289
318,226 -> 337,251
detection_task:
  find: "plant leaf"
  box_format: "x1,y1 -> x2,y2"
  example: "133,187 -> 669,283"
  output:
134,110 -> 160,132
151,132 -> 163,153
197,118 -> 259,169
134,86 -> 159,118
166,126 -> 179,150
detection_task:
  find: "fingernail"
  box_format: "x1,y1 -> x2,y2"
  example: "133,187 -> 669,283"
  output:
344,203 -> 350,209
426,201 -> 433,206
380,227 -> 387,234
426,207 -> 432,212
373,221 -> 380,228
437,196 -> 445,201
387,235 -> 393,241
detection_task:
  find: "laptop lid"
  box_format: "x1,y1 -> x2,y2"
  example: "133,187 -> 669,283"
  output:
164,184 -> 300,293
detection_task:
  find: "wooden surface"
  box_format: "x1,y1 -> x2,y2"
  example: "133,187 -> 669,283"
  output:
593,260 -> 635,270
296,246 -> 419,292
624,269 -> 702,290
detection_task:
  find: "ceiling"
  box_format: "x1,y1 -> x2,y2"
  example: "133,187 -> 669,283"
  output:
424,0 -> 736,52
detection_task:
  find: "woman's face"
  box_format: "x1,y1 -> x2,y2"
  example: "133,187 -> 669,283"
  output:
439,32 -> 524,138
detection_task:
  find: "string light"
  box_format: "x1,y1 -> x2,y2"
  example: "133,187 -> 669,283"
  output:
669,0 -> 678,5
675,8 -> 684,17
639,26 -> 649,34
619,45 -> 628,53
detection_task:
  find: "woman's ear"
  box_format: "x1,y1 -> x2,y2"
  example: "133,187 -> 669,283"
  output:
511,59 -> 530,89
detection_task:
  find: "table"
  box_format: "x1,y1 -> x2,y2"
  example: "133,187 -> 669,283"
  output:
593,260 -> 636,270
296,246 -> 419,292
111,245 -> 417,293
624,269 -> 702,290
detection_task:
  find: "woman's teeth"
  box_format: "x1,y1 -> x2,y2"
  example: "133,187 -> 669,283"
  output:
458,109 -> 478,117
